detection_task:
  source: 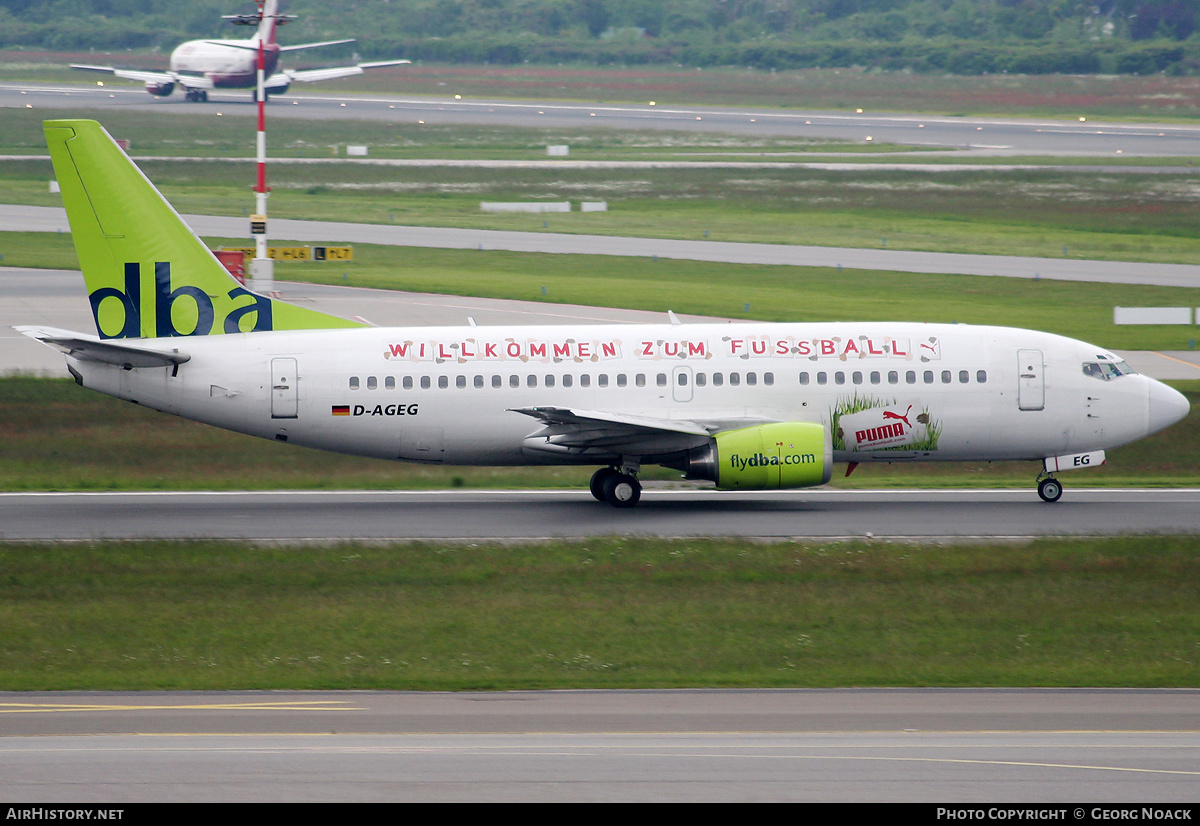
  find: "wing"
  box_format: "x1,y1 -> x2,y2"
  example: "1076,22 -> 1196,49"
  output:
70,64 -> 214,90
273,59 -> 411,86
16,326 -> 190,369
508,406 -> 716,459
278,39 -> 357,53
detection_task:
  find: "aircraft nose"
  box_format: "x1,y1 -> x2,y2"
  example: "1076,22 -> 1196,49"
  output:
1147,380 -> 1190,435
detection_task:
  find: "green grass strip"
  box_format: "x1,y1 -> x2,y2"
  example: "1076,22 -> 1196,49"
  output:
0,536 -> 1196,691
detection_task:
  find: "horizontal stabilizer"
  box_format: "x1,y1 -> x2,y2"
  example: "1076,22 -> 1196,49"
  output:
16,326 -> 190,369
200,38 -> 354,53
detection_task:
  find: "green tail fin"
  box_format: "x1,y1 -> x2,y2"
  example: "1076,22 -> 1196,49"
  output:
44,119 -> 366,339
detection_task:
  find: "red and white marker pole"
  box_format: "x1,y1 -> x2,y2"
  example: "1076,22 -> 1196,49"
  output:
249,0 -> 273,292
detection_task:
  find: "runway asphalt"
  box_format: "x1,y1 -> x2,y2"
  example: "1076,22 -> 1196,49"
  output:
4,488 -> 1200,541
6,79 -> 1200,157
1,689 -> 1197,802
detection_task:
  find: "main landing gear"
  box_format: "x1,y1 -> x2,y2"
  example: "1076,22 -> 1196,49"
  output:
184,89 -> 209,102
590,466 -> 642,508
1036,473 -> 1063,503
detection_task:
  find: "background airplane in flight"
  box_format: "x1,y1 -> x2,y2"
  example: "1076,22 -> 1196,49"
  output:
20,120 -> 1191,507
71,0 -> 408,102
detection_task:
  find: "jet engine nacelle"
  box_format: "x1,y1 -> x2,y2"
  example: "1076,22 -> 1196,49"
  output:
684,422 -> 832,490
145,81 -> 175,97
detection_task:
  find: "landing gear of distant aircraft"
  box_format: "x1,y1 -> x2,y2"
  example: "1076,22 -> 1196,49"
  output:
185,90 -> 209,103
590,466 -> 641,508
1037,475 -> 1063,503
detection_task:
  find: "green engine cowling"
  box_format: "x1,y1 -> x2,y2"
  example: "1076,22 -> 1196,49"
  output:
683,422 -> 832,490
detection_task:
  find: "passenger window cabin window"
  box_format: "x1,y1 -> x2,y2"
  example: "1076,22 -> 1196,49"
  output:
817,372 -> 827,385
580,375 -> 590,387
617,374 -> 627,387
349,376 -> 360,390
492,375 -> 502,388
527,375 -> 537,388
636,374 -> 646,388
546,375 -> 555,388
696,373 -> 706,387
599,374 -> 609,388
563,375 -> 573,388
367,376 -> 377,390
713,373 -> 724,386
764,372 -> 774,386
746,372 -> 757,386
456,375 -> 466,389
888,371 -> 898,385
509,375 -> 519,388
924,371 -> 934,384
852,371 -> 862,385
385,376 -> 396,390
730,373 -> 741,386
438,376 -> 448,389
941,371 -> 952,384
871,371 -> 881,385
421,376 -> 431,390
959,370 -> 969,384
403,376 -> 413,390
677,372 -> 688,386
977,370 -> 987,383
834,372 -> 845,385
906,371 -> 916,384
474,375 -> 484,388
799,372 -> 810,386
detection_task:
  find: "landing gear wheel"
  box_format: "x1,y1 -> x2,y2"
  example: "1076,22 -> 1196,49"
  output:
1037,477 -> 1063,503
589,467 -> 619,502
602,473 -> 641,508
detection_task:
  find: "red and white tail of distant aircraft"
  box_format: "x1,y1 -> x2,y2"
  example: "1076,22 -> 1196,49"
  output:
71,0 -> 409,102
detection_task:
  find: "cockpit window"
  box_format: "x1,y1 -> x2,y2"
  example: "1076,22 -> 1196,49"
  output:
1082,360 -> 1136,381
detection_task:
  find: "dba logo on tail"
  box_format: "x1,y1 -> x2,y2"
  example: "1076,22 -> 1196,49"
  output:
90,262 -> 274,339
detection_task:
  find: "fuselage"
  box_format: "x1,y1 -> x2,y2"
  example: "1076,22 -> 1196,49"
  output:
170,40 -> 280,88
66,321 -> 1188,470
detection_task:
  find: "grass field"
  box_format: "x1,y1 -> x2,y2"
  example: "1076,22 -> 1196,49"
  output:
4,102 -> 1200,261
1,536 -> 1196,691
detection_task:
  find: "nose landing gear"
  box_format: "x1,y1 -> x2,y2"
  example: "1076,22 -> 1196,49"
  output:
1036,474 -> 1063,503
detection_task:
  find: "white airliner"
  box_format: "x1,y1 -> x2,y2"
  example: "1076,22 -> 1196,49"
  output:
19,120 -> 1191,507
71,0 -> 408,102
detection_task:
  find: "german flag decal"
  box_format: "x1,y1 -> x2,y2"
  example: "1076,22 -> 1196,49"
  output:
331,405 -> 351,416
